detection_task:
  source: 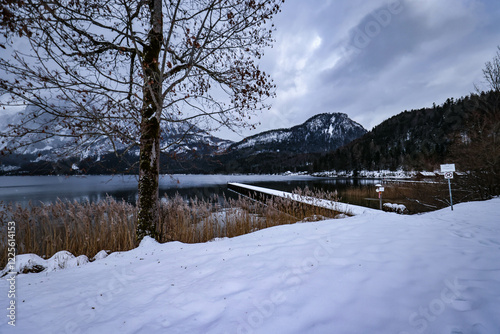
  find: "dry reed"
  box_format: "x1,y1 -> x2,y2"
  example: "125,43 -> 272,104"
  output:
0,189 -> 342,268
0,197 -> 136,268
156,189 -> 342,243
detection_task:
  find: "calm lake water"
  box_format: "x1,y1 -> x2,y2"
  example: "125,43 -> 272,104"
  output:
0,174 -> 383,209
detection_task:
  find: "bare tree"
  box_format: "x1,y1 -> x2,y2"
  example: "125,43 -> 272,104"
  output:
483,46 -> 500,92
0,0 -> 283,240
452,47 -> 500,198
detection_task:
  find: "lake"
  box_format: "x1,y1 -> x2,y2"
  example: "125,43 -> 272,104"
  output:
0,174 -> 384,209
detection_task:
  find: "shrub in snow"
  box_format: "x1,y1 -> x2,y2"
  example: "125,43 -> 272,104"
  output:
92,250 -> 110,261
139,236 -> 159,248
1,251 -> 90,277
383,203 -> 408,214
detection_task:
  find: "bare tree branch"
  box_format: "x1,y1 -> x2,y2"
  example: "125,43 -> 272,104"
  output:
0,0 -> 284,239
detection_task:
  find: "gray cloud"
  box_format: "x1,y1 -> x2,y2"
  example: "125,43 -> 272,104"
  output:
220,0 -> 500,140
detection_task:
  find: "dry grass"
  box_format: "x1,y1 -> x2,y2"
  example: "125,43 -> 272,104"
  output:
0,197 -> 136,268
157,189 -> 342,243
0,189 -> 342,268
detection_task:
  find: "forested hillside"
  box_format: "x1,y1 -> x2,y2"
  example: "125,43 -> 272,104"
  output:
313,91 -> 500,175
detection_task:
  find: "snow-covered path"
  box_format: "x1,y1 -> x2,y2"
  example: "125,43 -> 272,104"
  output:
1,198 -> 500,333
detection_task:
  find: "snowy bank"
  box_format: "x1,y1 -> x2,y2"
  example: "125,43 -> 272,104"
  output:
1,198 -> 500,333
311,169 -> 447,179
312,169 -> 419,178
0,250 -> 109,277
0,252 -> 89,277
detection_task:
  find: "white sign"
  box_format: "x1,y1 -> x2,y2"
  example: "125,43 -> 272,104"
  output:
440,164 -> 456,173
444,172 -> 454,179
376,187 -> 385,192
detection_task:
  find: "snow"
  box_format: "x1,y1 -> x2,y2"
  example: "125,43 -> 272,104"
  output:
92,250 -> 110,261
383,202 -> 408,214
327,123 -> 338,136
235,131 -> 291,149
419,171 -> 437,177
313,169 -> 436,179
0,165 -> 20,172
2,198 -> 500,333
0,252 -> 90,276
357,169 -> 417,178
30,145 -> 53,154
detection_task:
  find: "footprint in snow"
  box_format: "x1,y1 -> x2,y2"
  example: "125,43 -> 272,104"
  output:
486,238 -> 500,245
478,238 -> 500,247
452,230 -> 475,239
448,323 -> 489,334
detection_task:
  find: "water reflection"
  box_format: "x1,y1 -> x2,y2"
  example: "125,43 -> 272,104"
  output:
0,175 -> 385,210
0,175 -> 325,206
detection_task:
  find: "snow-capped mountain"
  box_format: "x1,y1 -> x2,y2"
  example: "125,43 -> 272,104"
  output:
0,109 -> 365,175
0,105 -> 233,161
228,112 -> 367,154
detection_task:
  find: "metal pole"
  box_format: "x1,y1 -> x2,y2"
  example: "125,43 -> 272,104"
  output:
448,178 -> 453,211
379,192 -> 382,210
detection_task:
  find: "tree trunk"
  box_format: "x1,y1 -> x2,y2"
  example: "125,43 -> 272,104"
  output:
137,0 -> 163,241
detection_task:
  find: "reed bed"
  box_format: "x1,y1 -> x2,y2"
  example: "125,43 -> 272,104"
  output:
157,190 -> 342,244
0,197 -> 136,268
0,189 -> 342,268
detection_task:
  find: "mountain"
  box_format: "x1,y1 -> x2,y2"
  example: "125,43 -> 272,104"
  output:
0,104 -> 233,174
1,111 -> 367,175
0,105 -> 232,160
229,113 -> 367,155
208,113 -> 367,174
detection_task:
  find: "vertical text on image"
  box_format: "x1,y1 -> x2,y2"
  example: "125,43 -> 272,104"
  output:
6,221 -> 16,326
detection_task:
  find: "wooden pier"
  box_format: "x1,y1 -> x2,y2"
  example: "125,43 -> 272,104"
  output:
227,182 -> 379,216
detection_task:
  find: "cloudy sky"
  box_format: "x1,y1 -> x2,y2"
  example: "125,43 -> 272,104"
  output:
220,0 -> 500,141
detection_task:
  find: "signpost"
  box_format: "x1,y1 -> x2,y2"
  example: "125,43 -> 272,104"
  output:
440,164 -> 455,211
375,183 -> 384,210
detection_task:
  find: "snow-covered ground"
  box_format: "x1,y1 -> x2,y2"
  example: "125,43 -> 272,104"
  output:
312,169 -> 435,178
1,198 -> 500,333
